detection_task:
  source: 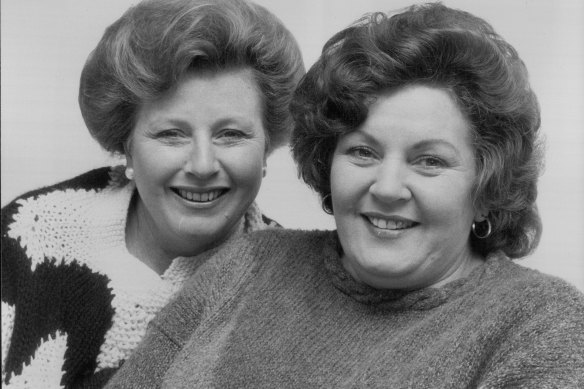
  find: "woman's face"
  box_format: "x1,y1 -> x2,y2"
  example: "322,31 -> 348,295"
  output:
331,85 -> 484,290
126,68 -> 266,257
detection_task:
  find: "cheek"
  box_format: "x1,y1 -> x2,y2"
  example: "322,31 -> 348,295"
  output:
421,179 -> 475,227
330,161 -> 347,210
223,147 -> 265,188
134,147 -> 183,179
331,161 -> 368,210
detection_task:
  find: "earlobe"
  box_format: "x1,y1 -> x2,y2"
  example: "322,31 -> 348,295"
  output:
474,213 -> 488,223
473,203 -> 489,222
124,144 -> 134,180
125,167 -> 135,180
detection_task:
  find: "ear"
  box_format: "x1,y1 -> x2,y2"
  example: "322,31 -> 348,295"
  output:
262,152 -> 268,177
472,197 -> 489,222
123,140 -> 133,168
474,207 -> 489,222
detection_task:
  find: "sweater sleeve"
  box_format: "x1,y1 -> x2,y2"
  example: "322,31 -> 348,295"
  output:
103,323 -> 181,388
1,167 -> 125,387
1,201 -> 70,389
105,233 -> 265,388
478,281 -> 584,388
1,199 -> 32,384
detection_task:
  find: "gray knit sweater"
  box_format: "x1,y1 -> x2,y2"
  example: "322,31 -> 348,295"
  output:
106,229 -> 584,388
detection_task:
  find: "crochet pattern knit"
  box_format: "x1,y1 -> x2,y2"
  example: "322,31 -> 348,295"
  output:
106,229 -> 584,388
1,166 -> 277,388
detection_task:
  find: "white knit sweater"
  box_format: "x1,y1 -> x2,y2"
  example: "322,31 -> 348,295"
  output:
1,166 -> 275,388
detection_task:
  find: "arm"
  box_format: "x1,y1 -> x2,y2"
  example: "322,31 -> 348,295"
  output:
1,200 -> 69,388
1,302 -> 16,382
105,273 -> 215,389
1,201 -> 28,384
105,234 -> 261,388
104,322 -> 182,388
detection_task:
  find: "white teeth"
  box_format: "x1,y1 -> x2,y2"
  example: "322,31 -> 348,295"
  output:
178,189 -> 222,202
367,216 -> 414,230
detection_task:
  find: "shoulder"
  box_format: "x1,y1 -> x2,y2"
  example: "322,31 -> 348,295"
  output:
2,167 -> 121,221
490,255 -> 583,300
175,229 -> 336,301
475,255 -> 584,386
1,166 -> 132,303
2,166 -> 130,232
479,254 -> 584,321
152,229 -> 338,341
222,228 -> 338,268
1,166 -> 130,263
220,228 -> 340,285
5,167 -> 116,204
238,228 -> 336,252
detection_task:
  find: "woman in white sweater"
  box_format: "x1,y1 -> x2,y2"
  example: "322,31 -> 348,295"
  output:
1,0 -> 303,387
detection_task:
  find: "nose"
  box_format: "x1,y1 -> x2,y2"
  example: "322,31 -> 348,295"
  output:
368,158 -> 412,203
183,138 -> 220,179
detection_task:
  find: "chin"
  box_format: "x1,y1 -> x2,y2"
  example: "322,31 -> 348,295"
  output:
358,260 -> 423,283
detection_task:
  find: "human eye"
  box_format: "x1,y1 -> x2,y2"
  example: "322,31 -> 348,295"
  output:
219,128 -> 247,139
153,129 -> 183,139
147,129 -> 187,145
414,155 -> 448,170
216,128 -> 251,145
347,146 -> 376,160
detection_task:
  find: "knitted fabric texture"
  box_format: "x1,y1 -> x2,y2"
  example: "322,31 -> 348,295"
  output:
1,166 -> 276,389
106,229 -> 584,388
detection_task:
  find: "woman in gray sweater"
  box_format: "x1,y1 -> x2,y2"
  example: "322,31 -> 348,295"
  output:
106,3 -> 584,388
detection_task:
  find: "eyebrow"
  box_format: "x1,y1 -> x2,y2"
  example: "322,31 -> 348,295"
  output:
147,115 -> 257,130
214,117 -> 256,129
411,139 -> 461,157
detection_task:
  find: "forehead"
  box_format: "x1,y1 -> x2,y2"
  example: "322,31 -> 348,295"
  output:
138,67 -> 263,119
359,85 -> 473,146
170,67 -> 259,102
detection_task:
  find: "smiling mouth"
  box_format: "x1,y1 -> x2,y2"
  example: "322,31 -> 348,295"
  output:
172,188 -> 227,203
365,216 -> 419,230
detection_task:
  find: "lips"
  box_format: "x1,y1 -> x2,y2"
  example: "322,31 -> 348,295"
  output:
365,215 -> 419,230
172,188 -> 227,203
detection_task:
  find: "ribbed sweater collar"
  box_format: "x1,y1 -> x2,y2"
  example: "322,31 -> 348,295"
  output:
323,231 -> 495,311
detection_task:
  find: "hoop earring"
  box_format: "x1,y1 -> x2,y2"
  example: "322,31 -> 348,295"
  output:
125,167 -> 134,180
472,219 -> 492,239
321,193 -> 333,215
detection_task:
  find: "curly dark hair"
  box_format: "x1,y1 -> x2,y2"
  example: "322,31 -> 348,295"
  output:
79,0 -> 304,155
291,2 -> 543,258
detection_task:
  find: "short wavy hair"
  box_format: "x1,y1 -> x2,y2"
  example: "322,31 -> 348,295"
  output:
79,0 -> 304,155
291,3 -> 543,258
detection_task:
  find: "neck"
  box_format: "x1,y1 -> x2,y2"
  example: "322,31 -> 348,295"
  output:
341,248 -> 484,291
429,251 -> 484,289
125,194 -> 246,275
124,199 -> 173,274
